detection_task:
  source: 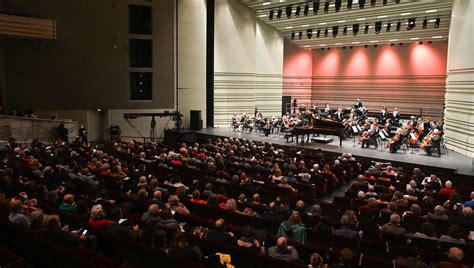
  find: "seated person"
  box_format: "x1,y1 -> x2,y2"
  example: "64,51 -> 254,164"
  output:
267,236 -> 300,262
381,214 -> 406,235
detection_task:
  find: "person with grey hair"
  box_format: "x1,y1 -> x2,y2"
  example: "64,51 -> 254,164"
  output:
393,191 -> 409,208
404,187 -> 419,202
365,185 -> 378,197
426,205 -> 449,221
436,247 -> 469,268
381,214 -> 406,235
165,195 -> 190,215
439,180 -> 456,197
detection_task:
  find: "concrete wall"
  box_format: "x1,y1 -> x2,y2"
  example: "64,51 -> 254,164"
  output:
1,0 -> 175,110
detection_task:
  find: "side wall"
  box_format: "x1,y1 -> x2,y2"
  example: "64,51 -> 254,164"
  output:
310,41 -> 448,117
214,0 -> 283,127
283,40 -> 313,109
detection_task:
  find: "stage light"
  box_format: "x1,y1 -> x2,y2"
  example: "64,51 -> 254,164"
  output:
269,10 -> 274,20
286,5 -> 292,18
383,0 -> 388,5
353,24 -> 359,36
324,1 -> 329,13
364,44 -> 368,48
307,29 -> 313,39
324,28 -> 328,37
295,5 -> 301,16
359,0 -> 366,9
304,4 -> 309,16
386,22 -> 391,32
407,18 -> 416,30
419,41 -> 423,45
291,32 -> 295,40
434,18 -> 440,28
298,31 -> 303,39
343,26 -> 348,36
371,0 -> 376,6
423,18 -> 428,29
332,26 -> 339,38
313,0 -> 320,14
277,9 -> 282,19
375,21 -> 382,34
335,0 -> 341,12
350,46 -> 353,49
364,24 -> 369,34
395,0 -> 400,3
347,0 -> 353,10
396,21 -> 401,31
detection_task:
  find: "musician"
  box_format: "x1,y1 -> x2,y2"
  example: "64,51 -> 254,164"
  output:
231,113 -> 240,130
380,107 -> 389,124
298,104 -> 306,114
361,122 -> 379,149
324,103 -> 331,114
392,108 -> 400,125
354,99 -> 363,109
423,129 -> 442,156
334,107 -> 344,121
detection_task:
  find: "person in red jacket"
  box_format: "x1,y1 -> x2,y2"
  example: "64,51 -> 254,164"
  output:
438,180 -> 456,197
88,204 -> 112,229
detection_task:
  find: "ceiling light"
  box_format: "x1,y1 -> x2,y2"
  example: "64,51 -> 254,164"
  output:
319,44 -> 327,47
389,39 -> 399,42
324,1 -> 329,13
329,4 -> 335,7
378,15 -> 388,19
319,22 -> 327,25
337,20 -> 346,23
259,14 -> 266,18
262,2 -> 270,6
432,36 -> 443,39
410,37 -> 420,40
335,43 -> 343,45
423,18 -> 428,29
434,18 -> 441,28
401,13 -> 411,16
307,29 -> 313,38
285,26 -> 294,29
425,9 -> 437,13
277,9 -> 282,19
313,0 -> 320,14
295,5 -> 301,16
302,24 -> 310,27
303,45 -> 311,48
352,41 -> 360,44
304,4 -> 309,16
407,18 -> 416,30
356,18 -> 366,21
370,40 -> 378,43
429,19 -> 437,23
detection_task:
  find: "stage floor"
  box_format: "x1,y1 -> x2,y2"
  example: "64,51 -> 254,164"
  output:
196,127 -> 474,176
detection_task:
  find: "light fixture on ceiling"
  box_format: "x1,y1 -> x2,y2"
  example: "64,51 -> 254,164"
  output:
262,2 -> 270,6
332,26 -> 339,38
316,29 -> 321,38
396,21 -> 401,31
304,4 -> 309,16
299,31 -> 303,39
410,37 -> 420,40
324,28 -> 328,37
371,0 -> 376,7
347,0 -> 353,10
375,21 -> 382,34
324,1 -> 329,13
423,18 -> 428,29
383,0 -> 387,5
401,12 -> 411,16
291,32 -> 295,40
313,0 -> 320,14
286,5 -> 292,18
434,18 -> 440,28
295,5 -> 301,16
277,9 -> 282,19
407,18 -> 416,30
269,10 -> 274,20
425,9 -> 437,13
432,36 -> 442,39
364,24 -> 369,34
307,29 -> 313,39
359,0 -> 365,9
335,0 -> 342,12
343,25 -> 348,36
353,24 -> 359,36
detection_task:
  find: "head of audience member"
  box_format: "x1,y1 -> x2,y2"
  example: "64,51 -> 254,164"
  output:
367,198 -> 377,208
387,202 -> 398,213
410,204 -> 422,216
160,207 -> 174,220
338,248 -> 354,266
276,236 -> 288,250
288,211 -> 302,225
445,180 -> 453,189
390,214 -> 401,226
168,195 -> 180,207
224,199 -> 238,211
434,205 -> 446,216
357,191 -> 366,199
29,209 -> 45,228
447,247 -> 464,264
420,222 -> 436,237
63,194 -> 75,205
462,207 -> 473,218
447,224 -> 464,240
91,204 -> 106,220
215,219 -> 226,232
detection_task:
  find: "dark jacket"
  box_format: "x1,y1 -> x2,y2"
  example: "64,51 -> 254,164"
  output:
267,246 -> 299,262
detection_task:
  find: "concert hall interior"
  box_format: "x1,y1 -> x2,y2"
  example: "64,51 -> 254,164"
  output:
0,0 -> 474,267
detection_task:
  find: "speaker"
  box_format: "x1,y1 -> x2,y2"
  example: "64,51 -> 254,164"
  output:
190,110 -> 203,130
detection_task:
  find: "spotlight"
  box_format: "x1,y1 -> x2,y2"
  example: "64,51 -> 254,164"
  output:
327,47 -> 331,50
347,0 -> 353,10
419,41 -> 423,45
374,44 -> 378,48
390,43 -> 394,46
350,46 -> 353,49
422,18 -> 428,29
383,0 -> 388,5
313,0 -> 320,14
434,18 -> 440,28
332,26 -> 339,38
298,31 -> 303,39
396,21 -> 401,31
375,21 -> 382,34
364,24 -> 369,34
335,0 -> 342,12
428,41 -> 432,44
291,32 -> 295,40
316,29 -> 321,38
364,44 -> 368,48
286,5 -> 292,18
307,29 -> 313,39
371,0 -> 376,6
353,24 -> 359,36
343,26 -> 348,36
407,18 -> 416,30
386,22 -> 391,32
269,10 -> 274,20
395,0 -> 400,3
321,48 -> 325,51
324,1 -> 329,13
295,5 -> 301,16
343,46 -> 346,49
399,43 -> 403,46
359,0 -> 366,9
277,9 -> 282,19
304,4 -> 309,16
324,28 -> 328,37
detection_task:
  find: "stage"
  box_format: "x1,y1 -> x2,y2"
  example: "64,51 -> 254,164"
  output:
193,127 -> 474,176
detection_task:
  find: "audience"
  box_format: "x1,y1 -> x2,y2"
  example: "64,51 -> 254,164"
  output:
267,236 -> 300,262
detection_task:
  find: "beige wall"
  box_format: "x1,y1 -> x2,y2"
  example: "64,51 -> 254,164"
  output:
177,0 -> 207,129
2,0 -> 175,111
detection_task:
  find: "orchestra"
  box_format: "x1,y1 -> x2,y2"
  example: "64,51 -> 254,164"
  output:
229,98 -> 444,157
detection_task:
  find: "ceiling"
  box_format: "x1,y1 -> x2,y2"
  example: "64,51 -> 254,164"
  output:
240,0 -> 452,49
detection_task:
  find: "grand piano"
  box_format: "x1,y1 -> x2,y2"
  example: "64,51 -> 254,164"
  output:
291,118 -> 345,146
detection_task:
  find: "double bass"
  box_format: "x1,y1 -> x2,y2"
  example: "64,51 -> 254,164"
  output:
419,130 -> 433,149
